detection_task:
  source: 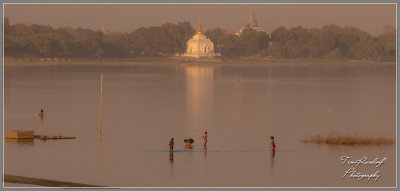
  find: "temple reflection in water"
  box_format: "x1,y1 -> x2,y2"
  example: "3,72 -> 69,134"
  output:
184,65 -> 217,135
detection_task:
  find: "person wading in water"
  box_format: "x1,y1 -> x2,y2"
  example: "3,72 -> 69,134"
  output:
39,109 -> 44,120
169,138 -> 174,152
270,136 -> 276,152
202,131 -> 208,146
184,138 -> 194,149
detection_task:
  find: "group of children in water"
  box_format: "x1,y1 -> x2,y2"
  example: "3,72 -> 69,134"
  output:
169,132 -> 276,152
169,132 -> 208,151
39,108 -> 276,152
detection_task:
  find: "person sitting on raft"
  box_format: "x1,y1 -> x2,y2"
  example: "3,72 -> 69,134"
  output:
184,138 -> 194,149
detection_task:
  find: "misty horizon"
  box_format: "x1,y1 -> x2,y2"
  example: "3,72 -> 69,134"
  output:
4,3 -> 396,36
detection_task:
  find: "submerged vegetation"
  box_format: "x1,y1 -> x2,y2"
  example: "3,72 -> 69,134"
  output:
4,17 -> 396,61
303,133 -> 394,145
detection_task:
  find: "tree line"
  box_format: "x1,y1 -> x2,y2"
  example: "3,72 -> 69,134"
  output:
206,25 -> 395,61
4,17 -> 396,61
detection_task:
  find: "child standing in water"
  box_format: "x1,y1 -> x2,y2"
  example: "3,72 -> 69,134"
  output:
270,136 -> 276,151
202,131 -> 207,145
169,138 -> 174,152
39,109 -> 44,120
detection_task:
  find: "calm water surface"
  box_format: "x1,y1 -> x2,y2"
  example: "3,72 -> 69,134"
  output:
4,62 -> 396,187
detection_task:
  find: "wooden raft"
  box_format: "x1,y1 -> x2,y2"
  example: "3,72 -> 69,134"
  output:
5,130 -> 34,139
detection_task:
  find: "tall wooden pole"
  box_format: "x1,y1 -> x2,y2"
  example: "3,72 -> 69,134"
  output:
99,73 -> 103,136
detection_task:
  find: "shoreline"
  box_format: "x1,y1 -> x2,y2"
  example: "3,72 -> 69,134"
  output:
4,57 -> 396,66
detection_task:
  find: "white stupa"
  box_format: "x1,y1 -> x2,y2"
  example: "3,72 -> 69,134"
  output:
183,20 -> 217,58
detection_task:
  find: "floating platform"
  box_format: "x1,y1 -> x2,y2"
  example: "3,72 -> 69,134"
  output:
5,130 -> 75,142
5,130 -> 34,139
37,135 -> 76,140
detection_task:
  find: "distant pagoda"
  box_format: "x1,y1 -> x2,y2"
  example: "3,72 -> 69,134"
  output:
183,20 -> 218,58
236,11 -> 265,35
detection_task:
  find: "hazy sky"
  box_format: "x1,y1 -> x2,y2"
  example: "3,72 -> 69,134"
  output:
4,3 -> 396,36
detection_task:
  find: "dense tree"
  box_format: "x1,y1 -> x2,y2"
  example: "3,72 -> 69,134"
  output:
4,17 -> 11,35
271,26 -> 291,43
127,22 -> 194,56
267,42 -> 287,58
204,28 -> 226,53
375,25 -> 396,61
217,34 -> 240,58
267,24 -> 395,61
3,17 -> 396,61
205,28 -> 270,57
102,32 -> 130,58
236,29 -> 270,56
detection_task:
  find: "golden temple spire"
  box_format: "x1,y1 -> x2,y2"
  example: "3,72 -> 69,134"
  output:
248,11 -> 258,27
197,19 -> 202,34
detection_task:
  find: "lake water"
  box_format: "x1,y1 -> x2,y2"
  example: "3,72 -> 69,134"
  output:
4,62 -> 396,187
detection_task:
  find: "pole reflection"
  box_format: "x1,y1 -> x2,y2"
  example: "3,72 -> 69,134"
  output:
98,133 -> 103,186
